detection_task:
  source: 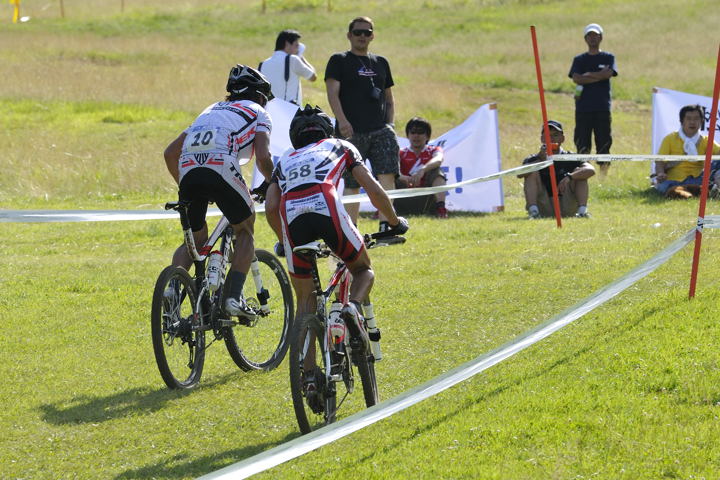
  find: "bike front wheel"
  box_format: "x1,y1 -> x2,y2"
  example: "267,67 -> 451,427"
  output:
354,343 -> 379,407
289,313 -> 337,434
224,249 -> 294,371
151,265 -> 205,389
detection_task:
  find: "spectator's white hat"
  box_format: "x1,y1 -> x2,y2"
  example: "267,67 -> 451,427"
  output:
584,23 -> 603,36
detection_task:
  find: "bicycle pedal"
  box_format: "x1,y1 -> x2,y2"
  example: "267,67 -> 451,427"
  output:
217,318 -> 234,327
375,235 -> 406,246
236,316 -> 258,327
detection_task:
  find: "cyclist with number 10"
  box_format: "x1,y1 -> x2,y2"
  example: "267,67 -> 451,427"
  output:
163,64 -> 275,321
265,105 -> 408,406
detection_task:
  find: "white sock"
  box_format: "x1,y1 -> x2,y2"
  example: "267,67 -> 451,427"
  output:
577,205 -> 587,215
528,205 -> 539,215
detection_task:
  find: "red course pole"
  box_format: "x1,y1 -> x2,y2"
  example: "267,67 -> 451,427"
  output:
688,43 -> 720,299
530,26 -> 562,228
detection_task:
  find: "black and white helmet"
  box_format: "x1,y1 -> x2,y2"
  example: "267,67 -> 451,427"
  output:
289,105 -> 334,149
226,64 -> 274,102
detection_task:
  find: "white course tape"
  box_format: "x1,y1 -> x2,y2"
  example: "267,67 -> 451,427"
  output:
0,162 -> 551,223
198,227 -> 695,480
700,215 -> 720,229
553,154 -> 720,162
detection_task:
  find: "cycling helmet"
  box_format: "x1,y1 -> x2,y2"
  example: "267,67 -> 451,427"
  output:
289,105 -> 335,149
226,64 -> 274,102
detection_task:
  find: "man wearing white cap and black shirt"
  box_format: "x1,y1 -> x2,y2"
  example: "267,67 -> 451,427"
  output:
518,120 -> 596,219
568,23 -> 618,173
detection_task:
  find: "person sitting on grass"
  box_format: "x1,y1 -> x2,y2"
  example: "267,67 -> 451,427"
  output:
654,104 -> 720,199
394,117 -> 449,219
518,120 -> 596,219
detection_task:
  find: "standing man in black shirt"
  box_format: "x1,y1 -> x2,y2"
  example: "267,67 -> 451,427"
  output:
568,23 -> 618,173
325,16 -> 399,229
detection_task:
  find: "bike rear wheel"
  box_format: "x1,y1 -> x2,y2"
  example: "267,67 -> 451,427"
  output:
151,265 -> 205,389
289,313 -> 338,434
224,249 -> 294,371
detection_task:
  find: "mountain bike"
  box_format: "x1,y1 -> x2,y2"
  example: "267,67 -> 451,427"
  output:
151,200 -> 294,389
288,230 -> 406,433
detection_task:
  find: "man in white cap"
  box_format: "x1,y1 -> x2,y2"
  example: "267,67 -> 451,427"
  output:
568,23 -> 618,173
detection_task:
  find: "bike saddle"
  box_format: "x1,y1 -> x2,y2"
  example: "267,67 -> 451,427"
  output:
293,242 -> 322,255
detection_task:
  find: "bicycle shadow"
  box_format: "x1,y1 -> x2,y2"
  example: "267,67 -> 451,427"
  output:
38,372 -> 238,425
113,436 -> 295,480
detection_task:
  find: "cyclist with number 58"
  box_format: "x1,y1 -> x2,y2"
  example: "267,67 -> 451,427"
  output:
265,105 -> 408,382
163,64 -> 275,321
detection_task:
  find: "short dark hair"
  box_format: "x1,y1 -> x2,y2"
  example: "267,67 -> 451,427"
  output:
679,104 -> 705,128
348,16 -> 374,32
225,90 -> 266,107
405,117 -> 432,137
275,29 -> 301,51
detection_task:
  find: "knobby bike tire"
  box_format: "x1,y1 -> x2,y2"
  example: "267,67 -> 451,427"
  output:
289,313 -> 337,434
355,348 -> 379,407
151,265 -> 205,389
224,249 -> 294,371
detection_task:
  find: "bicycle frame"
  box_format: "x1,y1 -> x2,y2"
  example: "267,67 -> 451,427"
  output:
167,202 -> 269,325
313,256 -> 351,385
290,230 -> 405,431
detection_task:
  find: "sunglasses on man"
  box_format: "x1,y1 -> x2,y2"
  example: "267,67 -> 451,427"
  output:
351,29 -> 373,37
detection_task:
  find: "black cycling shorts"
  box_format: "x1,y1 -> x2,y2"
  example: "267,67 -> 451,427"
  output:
285,212 -> 364,278
178,168 -> 253,231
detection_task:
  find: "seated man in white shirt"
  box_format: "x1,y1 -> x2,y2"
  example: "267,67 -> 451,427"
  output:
259,29 -> 317,105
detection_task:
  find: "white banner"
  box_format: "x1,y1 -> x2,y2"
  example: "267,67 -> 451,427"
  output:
253,99 -> 504,212
651,87 -> 720,154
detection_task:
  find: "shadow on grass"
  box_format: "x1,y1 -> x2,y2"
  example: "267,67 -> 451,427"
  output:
113,434 -> 297,480
344,302 -> 663,469
38,371 -> 239,425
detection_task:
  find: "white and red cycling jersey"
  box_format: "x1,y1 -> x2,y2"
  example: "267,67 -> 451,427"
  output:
272,138 -> 365,277
274,138 -> 360,192
178,100 -> 272,200
273,138 -> 362,221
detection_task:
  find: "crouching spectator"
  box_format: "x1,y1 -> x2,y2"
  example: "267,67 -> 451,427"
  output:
394,117 -> 449,218
518,120 -> 596,218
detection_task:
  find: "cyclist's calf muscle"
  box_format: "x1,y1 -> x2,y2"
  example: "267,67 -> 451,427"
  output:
172,223 -> 208,270
347,251 -> 374,304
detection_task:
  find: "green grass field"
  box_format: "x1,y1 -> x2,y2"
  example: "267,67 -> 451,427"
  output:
3,0 -> 720,478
